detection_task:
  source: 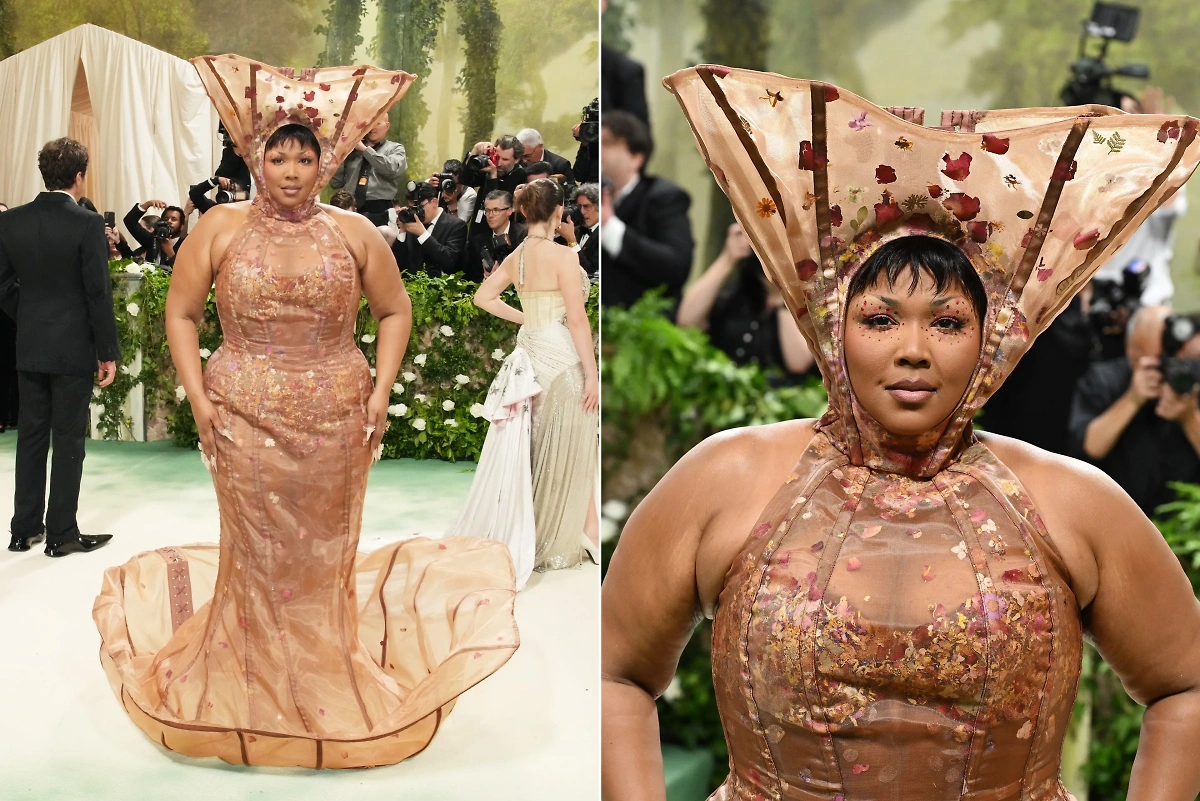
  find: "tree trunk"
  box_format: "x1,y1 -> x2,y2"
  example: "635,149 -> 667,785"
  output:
455,0 -> 501,154
317,0 -> 365,67
434,3 -> 458,164
375,0 -> 444,182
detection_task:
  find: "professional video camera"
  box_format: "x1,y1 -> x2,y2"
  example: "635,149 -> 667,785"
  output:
575,98 -> 599,143
1161,314 -> 1200,394
1088,258 -> 1149,359
1061,2 -> 1149,108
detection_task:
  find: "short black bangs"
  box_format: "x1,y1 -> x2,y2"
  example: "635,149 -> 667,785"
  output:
264,124 -> 321,159
846,235 -> 988,323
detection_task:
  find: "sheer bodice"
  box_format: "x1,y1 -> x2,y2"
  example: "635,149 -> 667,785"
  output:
710,431 -> 1082,800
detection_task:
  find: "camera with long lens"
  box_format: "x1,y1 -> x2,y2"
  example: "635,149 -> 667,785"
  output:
1061,3 -> 1149,107
576,98 -> 600,143
1087,258 -> 1149,359
397,205 -> 424,224
435,173 -> 457,192
1161,314 -> 1200,394
214,181 -> 247,205
152,217 -> 174,240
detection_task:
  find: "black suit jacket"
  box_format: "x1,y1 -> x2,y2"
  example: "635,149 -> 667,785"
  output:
393,210 -> 468,277
602,175 -> 694,311
601,44 -> 650,127
0,192 -> 120,375
542,149 -> 576,187
575,223 -> 599,280
122,203 -> 186,268
465,221 -> 527,283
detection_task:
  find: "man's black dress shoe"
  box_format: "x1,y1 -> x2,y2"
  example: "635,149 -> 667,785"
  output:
8,531 -> 45,552
45,534 -> 113,557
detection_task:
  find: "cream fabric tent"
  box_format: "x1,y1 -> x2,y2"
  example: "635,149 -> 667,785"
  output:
0,24 -> 219,238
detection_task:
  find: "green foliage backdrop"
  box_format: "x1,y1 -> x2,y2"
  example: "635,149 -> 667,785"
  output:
99,259 -> 598,463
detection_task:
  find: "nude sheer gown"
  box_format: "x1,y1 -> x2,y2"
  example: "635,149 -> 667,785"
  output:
662,66 -> 1200,798
92,55 -> 519,769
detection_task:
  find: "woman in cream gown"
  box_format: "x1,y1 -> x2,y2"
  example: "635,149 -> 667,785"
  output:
448,179 -> 599,589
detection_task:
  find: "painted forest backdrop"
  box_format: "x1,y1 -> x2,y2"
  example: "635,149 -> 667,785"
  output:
0,0 -> 598,181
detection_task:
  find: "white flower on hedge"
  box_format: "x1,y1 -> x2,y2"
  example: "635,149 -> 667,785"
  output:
414,353 -> 427,366
387,404 -> 407,417
119,364 -> 135,376
175,385 -> 187,401
439,325 -> 454,337
470,403 -> 485,418
402,371 -> 416,382
414,393 -> 427,403
369,367 -> 376,377
361,333 -> 376,344
601,500 -> 630,522
125,263 -> 143,275
126,302 -> 140,317
442,400 -> 455,411
601,517 -> 620,543
412,418 -> 426,431
454,374 -> 469,386
663,675 -> 683,704
391,382 -> 404,395
492,348 -> 505,360
444,418 -> 457,427
198,348 -> 211,359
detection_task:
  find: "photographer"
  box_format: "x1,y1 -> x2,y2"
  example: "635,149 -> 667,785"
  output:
122,199 -> 186,269
525,161 -> 553,184
465,190 -> 526,283
430,159 -> 476,223
1069,305 -> 1200,516
559,183 -> 599,280
573,98 -> 600,184
461,135 -> 527,233
600,110 -> 693,312
391,181 -> 467,277
188,174 -> 249,215
677,222 -> 814,384
330,116 -> 407,226
517,128 -> 575,188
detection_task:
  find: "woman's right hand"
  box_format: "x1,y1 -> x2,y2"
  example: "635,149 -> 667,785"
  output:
191,394 -> 222,461
582,374 -> 599,414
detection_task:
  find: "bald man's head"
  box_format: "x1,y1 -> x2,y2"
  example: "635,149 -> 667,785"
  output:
1127,305 -> 1172,364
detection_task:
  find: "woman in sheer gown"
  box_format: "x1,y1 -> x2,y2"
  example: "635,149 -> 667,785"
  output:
92,54 -> 518,769
603,67 -> 1200,800
450,178 -> 599,589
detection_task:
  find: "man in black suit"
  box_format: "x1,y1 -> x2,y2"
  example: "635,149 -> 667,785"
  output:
0,138 -> 119,556
461,135 -> 528,237
393,182 -> 468,277
600,43 -> 649,129
600,111 -> 694,312
122,199 -> 186,269
563,183 -> 600,280
516,128 -> 576,188
464,190 -> 527,283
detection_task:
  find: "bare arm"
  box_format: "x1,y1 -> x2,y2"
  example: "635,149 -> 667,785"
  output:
557,254 -> 598,412
336,207 -> 412,452
676,223 -> 745,329
1069,464 -> 1200,799
473,252 -> 523,325
776,304 -> 815,374
602,423 -> 816,800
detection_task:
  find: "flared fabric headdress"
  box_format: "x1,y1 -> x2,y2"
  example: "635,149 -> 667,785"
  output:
191,54 -> 415,220
664,66 -> 1200,478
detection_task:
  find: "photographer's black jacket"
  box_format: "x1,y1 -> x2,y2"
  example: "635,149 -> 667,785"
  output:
602,174 -> 694,312
541,148 -> 576,187
461,158 -> 526,236
392,210 -> 468,277
0,192 -> 120,374
465,221 -> 527,283
123,204 -> 185,267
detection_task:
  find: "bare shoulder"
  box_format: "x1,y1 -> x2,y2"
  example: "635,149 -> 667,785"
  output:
677,419 -> 819,610
977,431 -> 1139,607
318,203 -> 375,263
195,201 -> 250,235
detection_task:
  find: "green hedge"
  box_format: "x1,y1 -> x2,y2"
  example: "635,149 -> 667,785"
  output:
99,259 -> 598,462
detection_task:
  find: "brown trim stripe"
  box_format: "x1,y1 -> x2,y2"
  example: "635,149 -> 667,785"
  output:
1044,118 -> 1200,323
810,83 -> 833,274
697,67 -> 787,227
238,730 -> 250,765
1010,119 -> 1090,297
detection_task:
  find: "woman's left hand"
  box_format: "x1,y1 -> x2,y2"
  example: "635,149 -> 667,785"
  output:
582,374 -> 599,414
364,389 -> 389,453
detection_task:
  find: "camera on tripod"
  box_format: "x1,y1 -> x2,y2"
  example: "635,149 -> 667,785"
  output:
576,98 -> 599,143
1061,2 -> 1149,107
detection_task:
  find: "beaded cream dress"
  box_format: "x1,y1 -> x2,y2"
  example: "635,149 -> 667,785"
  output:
91,55 -> 519,769
515,241 -> 597,573
663,66 -> 1200,799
